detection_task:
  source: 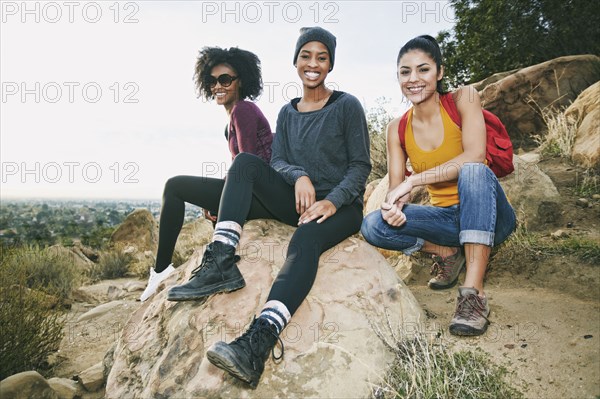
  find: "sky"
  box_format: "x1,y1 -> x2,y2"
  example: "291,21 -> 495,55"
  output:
1,1 -> 455,200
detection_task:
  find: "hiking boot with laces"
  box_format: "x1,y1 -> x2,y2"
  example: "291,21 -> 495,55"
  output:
167,241 -> 245,301
428,249 -> 465,290
449,287 -> 490,336
206,316 -> 284,389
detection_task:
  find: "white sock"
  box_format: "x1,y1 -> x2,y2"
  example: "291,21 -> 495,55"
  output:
259,300 -> 291,334
213,221 -> 242,248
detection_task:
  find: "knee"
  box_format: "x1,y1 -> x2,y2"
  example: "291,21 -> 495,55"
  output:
458,163 -> 494,192
231,152 -> 260,169
360,211 -> 382,244
164,175 -> 184,196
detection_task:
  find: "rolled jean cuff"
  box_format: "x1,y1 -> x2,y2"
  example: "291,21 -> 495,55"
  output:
402,237 -> 425,256
460,230 -> 494,247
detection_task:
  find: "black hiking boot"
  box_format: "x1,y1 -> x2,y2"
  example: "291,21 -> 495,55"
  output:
206,317 -> 284,389
167,241 -> 245,301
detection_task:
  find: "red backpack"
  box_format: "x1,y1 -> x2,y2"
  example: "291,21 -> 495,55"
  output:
398,92 -> 514,178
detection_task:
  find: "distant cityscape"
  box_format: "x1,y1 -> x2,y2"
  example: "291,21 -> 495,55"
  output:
0,199 -> 204,248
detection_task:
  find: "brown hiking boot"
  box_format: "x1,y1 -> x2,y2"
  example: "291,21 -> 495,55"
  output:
449,287 -> 490,336
428,249 -> 465,290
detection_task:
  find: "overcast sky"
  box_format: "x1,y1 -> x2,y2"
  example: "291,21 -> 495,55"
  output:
1,1 -> 455,199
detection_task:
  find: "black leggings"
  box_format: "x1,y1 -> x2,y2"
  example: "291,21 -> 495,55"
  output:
156,153 -> 363,315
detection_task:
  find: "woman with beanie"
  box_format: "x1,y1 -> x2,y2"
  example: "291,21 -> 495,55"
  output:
167,27 -> 371,388
140,47 -> 273,302
361,35 -> 516,336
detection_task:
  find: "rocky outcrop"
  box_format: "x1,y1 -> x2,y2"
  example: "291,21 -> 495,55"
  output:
478,55 -> 600,148
0,371 -> 58,399
500,155 -> 562,230
105,220 -> 424,398
45,244 -> 94,272
364,175 -> 429,215
174,218 -> 214,262
110,209 -> 158,276
565,81 -> 600,168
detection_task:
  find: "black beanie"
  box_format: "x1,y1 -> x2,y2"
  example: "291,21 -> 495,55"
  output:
293,27 -> 337,71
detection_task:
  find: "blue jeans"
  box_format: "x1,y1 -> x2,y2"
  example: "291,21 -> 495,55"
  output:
361,163 -> 516,255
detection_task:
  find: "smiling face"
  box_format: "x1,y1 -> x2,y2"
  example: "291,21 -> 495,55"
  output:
397,49 -> 443,105
296,41 -> 331,89
209,63 -> 240,109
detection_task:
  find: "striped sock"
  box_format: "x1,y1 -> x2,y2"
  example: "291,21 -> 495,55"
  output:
213,221 -> 242,248
259,300 -> 291,335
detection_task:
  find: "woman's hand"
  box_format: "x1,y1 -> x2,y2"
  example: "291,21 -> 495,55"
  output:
380,202 -> 407,227
298,200 -> 337,225
295,176 -> 316,215
203,209 -> 217,222
386,179 -> 413,205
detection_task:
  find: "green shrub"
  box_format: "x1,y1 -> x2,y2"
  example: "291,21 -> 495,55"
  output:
0,247 -> 69,379
88,248 -> 133,281
0,245 -> 80,300
372,332 -> 523,399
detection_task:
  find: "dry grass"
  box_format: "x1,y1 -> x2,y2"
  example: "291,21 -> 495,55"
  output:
491,225 -> 600,266
533,107 -> 578,159
371,329 -> 523,399
88,247 -> 134,281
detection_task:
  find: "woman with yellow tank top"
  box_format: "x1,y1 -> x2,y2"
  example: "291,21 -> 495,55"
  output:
361,35 -> 516,337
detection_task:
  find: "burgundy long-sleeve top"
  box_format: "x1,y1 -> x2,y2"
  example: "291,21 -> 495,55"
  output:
227,100 -> 273,162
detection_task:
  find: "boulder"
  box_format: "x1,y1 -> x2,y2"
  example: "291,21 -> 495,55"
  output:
564,81 -> 600,168
110,209 -> 158,276
105,220 -> 424,398
500,155 -> 562,230
478,55 -> 600,148
44,245 -> 94,272
364,178 -> 382,205
364,175 -> 430,216
174,218 -> 214,262
78,362 -> 104,392
76,300 -> 128,323
46,378 -> 79,399
0,371 -> 58,399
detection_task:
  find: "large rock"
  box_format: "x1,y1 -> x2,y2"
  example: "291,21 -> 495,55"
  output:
364,175 -> 429,215
110,208 -> 158,252
105,220 -> 424,398
78,362 -> 104,392
565,81 -> 600,168
110,209 -> 158,276
500,155 -> 562,230
174,218 -> 214,262
0,371 -> 58,399
479,55 -> 600,148
44,244 -> 94,272
46,378 -> 79,399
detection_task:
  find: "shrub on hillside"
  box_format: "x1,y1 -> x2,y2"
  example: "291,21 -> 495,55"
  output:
0,246 -> 72,379
1,245 -> 80,300
88,247 -> 133,281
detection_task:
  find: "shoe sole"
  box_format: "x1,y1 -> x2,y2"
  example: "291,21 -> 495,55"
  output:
449,321 -> 489,336
206,342 -> 258,388
166,277 -> 245,301
428,276 -> 460,290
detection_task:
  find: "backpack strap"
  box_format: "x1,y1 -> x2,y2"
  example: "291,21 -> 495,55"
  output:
398,110 -> 410,157
439,92 -> 462,127
397,110 -> 412,177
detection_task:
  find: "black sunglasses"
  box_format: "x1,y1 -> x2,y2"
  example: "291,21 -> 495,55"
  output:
207,74 -> 239,88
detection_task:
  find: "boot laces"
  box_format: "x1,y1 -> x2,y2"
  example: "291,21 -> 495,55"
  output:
235,318 -> 285,369
455,294 -> 489,322
189,247 -> 240,278
430,255 -> 454,279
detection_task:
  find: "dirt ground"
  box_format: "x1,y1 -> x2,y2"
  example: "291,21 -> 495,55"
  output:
51,157 -> 599,399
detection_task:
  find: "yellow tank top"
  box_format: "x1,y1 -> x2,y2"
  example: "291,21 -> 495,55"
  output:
405,104 -> 463,207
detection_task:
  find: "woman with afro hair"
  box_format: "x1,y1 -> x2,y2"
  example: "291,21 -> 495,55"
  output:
140,47 -> 273,302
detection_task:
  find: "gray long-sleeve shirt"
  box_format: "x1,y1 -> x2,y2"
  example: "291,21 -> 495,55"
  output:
270,92 -> 371,209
